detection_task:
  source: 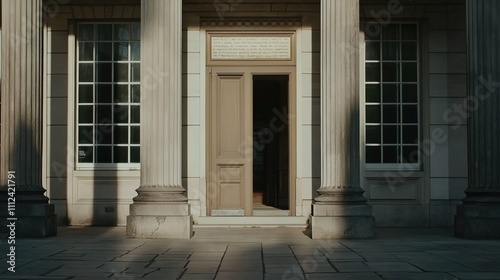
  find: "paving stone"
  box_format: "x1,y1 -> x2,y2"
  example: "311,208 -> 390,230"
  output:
227,243 -> 262,252
54,261 -> 103,268
378,272 -> 454,280
16,260 -> 64,270
322,251 -> 364,261
155,254 -> 191,261
189,252 -> 225,260
291,246 -> 324,256
392,252 -> 448,262
111,271 -> 149,278
434,252 -> 490,262
129,248 -> 169,254
263,246 -> 294,256
223,251 -> 262,260
306,272 -> 382,279
186,260 -> 221,268
364,261 -> 422,272
264,256 -> 298,264
266,272 -> 305,279
113,254 -> 157,262
458,261 -> 500,272
451,272 -> 500,279
266,267 -> 300,274
148,260 -> 188,268
0,274 -> 68,279
302,265 -> 337,274
180,273 -> 217,280
216,271 -> 263,280
266,263 -> 301,271
142,269 -> 185,278
4,227 -> 500,279
45,268 -> 112,277
476,253 -> 500,261
1,269 -> 56,277
185,267 -> 219,274
332,261 -> 374,272
358,252 -> 400,261
161,252 -> 192,258
409,261 -> 473,272
98,262 -> 149,271
219,260 -> 263,271
298,259 -> 336,273
188,243 -> 228,251
297,255 -> 328,264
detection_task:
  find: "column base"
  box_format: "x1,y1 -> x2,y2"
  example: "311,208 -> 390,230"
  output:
455,204 -> 500,239
311,204 -> 375,239
126,203 -> 193,239
0,204 -> 57,237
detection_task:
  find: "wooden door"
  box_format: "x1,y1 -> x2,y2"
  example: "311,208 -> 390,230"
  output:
208,68 -> 253,216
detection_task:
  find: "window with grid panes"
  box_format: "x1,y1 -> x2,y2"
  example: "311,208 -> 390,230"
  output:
364,23 -> 420,170
76,23 -> 140,167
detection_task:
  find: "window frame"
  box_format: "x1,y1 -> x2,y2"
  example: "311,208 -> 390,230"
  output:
362,21 -> 422,171
74,21 -> 141,170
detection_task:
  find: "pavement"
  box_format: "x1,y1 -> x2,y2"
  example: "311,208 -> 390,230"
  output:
0,226 -> 500,280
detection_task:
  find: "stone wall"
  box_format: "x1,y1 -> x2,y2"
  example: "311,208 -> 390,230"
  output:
360,0 -> 467,227
44,1 -> 141,225
42,0 -> 467,226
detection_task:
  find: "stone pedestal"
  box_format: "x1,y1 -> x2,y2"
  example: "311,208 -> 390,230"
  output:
312,205 -> 374,239
1,205 -> 57,237
454,0 -> 500,239
126,0 -> 192,239
127,204 -> 192,239
0,0 -> 57,237
311,0 -> 375,239
456,204 -> 500,239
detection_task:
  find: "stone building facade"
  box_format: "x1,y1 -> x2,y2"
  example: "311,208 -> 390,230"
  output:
0,0 -> 499,239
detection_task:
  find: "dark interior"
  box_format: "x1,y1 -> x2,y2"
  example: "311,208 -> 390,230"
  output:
252,75 -> 289,210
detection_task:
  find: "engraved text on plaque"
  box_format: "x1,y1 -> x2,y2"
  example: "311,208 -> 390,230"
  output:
211,36 -> 291,60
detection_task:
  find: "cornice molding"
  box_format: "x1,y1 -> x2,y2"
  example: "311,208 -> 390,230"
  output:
200,17 -> 302,28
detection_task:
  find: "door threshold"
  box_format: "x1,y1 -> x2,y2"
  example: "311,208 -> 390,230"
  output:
195,216 -> 308,228
253,209 -> 289,216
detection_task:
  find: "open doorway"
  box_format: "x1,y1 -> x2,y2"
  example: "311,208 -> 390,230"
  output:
207,67 -> 296,217
253,76 -> 290,213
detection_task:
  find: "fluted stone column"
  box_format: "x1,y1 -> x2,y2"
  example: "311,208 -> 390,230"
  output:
126,0 -> 192,239
455,0 -> 500,239
311,0 -> 375,239
0,0 -> 57,237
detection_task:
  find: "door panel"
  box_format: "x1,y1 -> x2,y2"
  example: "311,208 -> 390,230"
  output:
209,71 -> 252,215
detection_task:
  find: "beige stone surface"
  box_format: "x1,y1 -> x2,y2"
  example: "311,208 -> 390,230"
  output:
1,227 -> 500,279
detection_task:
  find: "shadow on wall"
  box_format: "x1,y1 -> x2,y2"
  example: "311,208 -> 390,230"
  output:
182,50 -> 189,202
308,29 -> 322,202
90,122 -> 119,226
310,29 -> 321,201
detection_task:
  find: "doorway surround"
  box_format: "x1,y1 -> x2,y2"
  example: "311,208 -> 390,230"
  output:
203,23 -> 300,225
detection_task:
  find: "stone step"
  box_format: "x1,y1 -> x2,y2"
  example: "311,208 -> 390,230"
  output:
195,216 -> 308,228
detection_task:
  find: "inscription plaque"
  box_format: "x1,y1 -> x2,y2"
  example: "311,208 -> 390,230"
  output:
211,36 -> 291,60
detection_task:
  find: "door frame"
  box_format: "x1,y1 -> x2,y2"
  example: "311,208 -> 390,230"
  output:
206,66 -> 297,216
